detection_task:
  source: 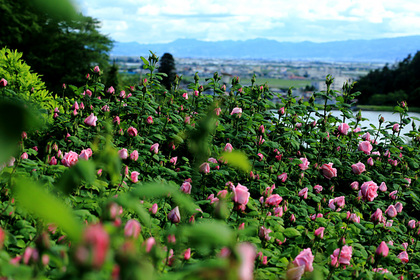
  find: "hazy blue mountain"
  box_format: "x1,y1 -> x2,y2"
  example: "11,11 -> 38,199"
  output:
111,36 -> 420,62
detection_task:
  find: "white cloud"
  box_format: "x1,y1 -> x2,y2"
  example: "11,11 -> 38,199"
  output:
73,0 -> 420,43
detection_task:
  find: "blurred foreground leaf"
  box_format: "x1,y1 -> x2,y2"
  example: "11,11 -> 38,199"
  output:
14,177 -> 82,242
221,151 -> 251,172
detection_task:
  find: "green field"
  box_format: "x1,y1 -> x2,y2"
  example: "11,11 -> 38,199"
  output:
256,78 -> 313,88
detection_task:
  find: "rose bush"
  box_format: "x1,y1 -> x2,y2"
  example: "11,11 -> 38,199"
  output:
0,54 -> 419,280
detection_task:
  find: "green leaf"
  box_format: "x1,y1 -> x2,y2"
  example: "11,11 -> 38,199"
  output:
221,151 -> 251,172
284,228 -> 301,238
181,220 -> 235,248
13,177 -> 82,242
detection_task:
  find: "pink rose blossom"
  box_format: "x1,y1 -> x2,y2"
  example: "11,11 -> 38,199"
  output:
224,143 -> 233,152
150,143 -> 159,154
395,202 -> 403,213
124,219 -> 141,239
330,245 -> 352,266
376,241 -> 389,257
199,162 -> 210,174
351,162 -> 366,175
389,190 -> 398,200
278,172 -> 287,182
320,163 -> 337,179
127,127 -> 138,137
237,243 -> 256,280
314,185 -> 323,193
168,206 -> 181,224
180,181 -> 192,194
298,187 -> 308,199
75,224 -> 109,269
258,226 -> 272,241
338,123 -> 350,135
149,203 -> 158,215
130,150 -> 139,161
265,194 -> 283,206
350,181 -> 359,190
385,205 -> 397,218
358,141 -> 373,155
408,220 -> 416,229
360,181 -> 378,202
146,116 -> 153,124
379,182 -> 387,192
398,251 -> 409,263
61,151 -> 79,167
230,107 -> 242,117
314,227 -> 325,239
371,208 -> 384,223
232,183 -> 250,206
84,113 -> 98,127
130,171 -> 139,183
293,248 -> 314,272
299,158 -> 310,170
118,149 -> 128,160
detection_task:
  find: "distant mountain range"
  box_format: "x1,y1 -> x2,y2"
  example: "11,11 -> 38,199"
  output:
111,36 -> 420,62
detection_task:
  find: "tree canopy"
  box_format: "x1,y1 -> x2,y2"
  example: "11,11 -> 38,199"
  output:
353,51 -> 420,106
158,53 -> 176,90
0,0 -> 113,93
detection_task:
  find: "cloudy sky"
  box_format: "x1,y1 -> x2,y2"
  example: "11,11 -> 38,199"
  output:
74,0 -> 420,44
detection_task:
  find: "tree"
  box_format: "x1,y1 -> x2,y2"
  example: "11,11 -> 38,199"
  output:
158,53 -> 176,90
353,51 -> 420,105
0,0 -> 113,94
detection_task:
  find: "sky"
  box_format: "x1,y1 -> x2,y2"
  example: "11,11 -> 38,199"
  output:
74,0 -> 420,44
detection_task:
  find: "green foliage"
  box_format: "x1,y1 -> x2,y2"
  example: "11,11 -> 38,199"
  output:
0,0 -> 112,94
0,47 -> 53,110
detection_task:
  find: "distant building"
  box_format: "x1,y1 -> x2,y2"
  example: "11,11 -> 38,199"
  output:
312,76 -> 353,92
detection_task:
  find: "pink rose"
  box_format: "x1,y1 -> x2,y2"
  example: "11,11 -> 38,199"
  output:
127,127 -> 138,137
180,181 -> 192,194
379,182 -> 387,192
84,113 -> 98,127
371,208 -> 384,223
93,66 -> 100,73
237,243 -> 256,280
79,148 -> 92,160
124,219 -> 141,239
393,123 -> 400,132
118,148 -> 128,160
130,171 -> 139,183
75,224 -> 109,269
367,157 -> 374,166
350,181 -> 359,190
397,251 -> 409,263
338,123 -> 350,135
314,227 -> 325,239
144,237 -> 155,253
258,226 -> 272,241
224,143 -> 233,152
149,203 -> 158,215
130,150 -> 139,161
299,158 -> 310,170
298,187 -> 308,199
265,194 -> 283,207
395,202 -> 403,213
351,162 -> 366,175
150,143 -> 159,154
385,205 -> 397,218
199,162 -> 210,174
389,190 -> 398,200
230,107 -> 242,117
314,185 -> 323,193
168,206 -> 181,224
408,220 -> 416,229
320,163 -> 337,180
360,181 -> 378,202
0,78 -> 8,87
170,156 -> 177,165
61,151 -> 79,167
330,245 -> 352,266
214,107 -> 221,116
21,152 -> 28,160
232,183 -> 250,206
278,172 -> 287,182
184,248 -> 191,261
146,116 -> 153,124
293,248 -> 314,272
376,241 -> 389,257
358,141 -> 373,155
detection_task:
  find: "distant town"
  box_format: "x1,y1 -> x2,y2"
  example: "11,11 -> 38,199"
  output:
112,56 -> 386,102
